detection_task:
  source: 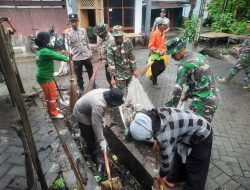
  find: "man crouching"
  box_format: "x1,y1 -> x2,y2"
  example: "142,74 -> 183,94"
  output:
130,107 -> 213,190
73,88 -> 124,174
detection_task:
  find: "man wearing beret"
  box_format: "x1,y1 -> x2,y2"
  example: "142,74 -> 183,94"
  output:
130,107 -> 213,190
165,37 -> 220,123
73,87 -> 124,171
66,14 -> 93,94
94,23 -> 114,87
107,25 -> 139,91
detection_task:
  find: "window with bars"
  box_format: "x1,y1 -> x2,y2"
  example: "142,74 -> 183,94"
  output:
103,0 -> 135,31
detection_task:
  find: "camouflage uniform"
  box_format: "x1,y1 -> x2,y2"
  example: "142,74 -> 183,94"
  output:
165,37 -> 219,123
218,38 -> 250,89
94,23 -> 115,86
107,26 -> 137,90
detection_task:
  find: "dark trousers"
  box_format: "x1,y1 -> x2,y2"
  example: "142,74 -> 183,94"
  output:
73,58 -> 93,90
151,59 -> 165,85
78,122 -> 98,160
105,64 -> 112,87
167,132 -> 213,190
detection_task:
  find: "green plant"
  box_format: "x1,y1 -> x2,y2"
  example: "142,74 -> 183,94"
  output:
211,13 -> 234,33
230,21 -> 250,34
87,26 -> 96,43
207,0 -> 250,20
182,17 -> 198,42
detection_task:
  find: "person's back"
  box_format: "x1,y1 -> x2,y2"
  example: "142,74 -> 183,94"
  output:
74,88 -> 108,115
180,51 -> 215,98
155,107 -> 211,146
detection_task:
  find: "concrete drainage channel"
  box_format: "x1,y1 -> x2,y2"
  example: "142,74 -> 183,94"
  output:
104,109 -> 184,190
44,89 -> 182,190
52,102 -> 143,189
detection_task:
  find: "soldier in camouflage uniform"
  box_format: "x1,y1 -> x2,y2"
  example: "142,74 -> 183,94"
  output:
107,25 -> 139,91
165,37 -> 220,123
94,24 -> 114,87
217,21 -> 250,90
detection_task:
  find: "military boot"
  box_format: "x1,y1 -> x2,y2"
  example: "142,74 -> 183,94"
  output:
217,72 -> 235,84
242,80 -> 250,90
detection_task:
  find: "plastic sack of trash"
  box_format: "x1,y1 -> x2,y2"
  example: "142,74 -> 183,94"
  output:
125,76 -> 154,110
119,77 -> 154,136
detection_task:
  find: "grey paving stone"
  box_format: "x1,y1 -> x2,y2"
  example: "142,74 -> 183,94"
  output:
7,165 -> 26,177
6,155 -> 25,166
220,156 -> 238,163
7,176 -> 27,189
243,171 -> 250,178
238,158 -> 250,171
205,176 -> 219,190
209,166 -> 224,179
233,175 -> 250,189
237,186 -> 247,190
0,164 -> 12,179
220,179 -> 240,190
0,174 -> 15,189
0,153 -> 10,164
214,173 -> 231,186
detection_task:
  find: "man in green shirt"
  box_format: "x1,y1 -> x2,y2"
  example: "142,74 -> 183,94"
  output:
35,32 -> 68,118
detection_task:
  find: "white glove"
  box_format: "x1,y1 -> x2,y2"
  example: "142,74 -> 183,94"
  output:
100,140 -> 107,152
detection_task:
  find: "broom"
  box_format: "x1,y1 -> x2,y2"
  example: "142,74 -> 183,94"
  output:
67,38 -> 77,114
101,150 -> 122,190
139,60 -> 154,77
83,60 -> 102,95
139,55 -> 160,77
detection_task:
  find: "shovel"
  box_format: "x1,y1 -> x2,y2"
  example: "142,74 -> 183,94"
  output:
101,150 -> 122,190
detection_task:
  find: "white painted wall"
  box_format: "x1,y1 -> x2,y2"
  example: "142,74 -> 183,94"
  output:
66,0 -> 77,15
183,0 -> 210,19
134,0 -> 143,33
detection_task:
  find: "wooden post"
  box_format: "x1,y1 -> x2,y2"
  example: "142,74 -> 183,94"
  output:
222,0 -> 228,13
194,0 -> 207,47
0,23 -> 48,189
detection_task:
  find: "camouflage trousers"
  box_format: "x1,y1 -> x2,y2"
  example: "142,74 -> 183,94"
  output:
229,53 -> 250,80
116,78 -> 132,96
189,97 -> 217,123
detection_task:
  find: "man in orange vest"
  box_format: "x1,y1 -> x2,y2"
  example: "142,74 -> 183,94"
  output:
148,18 -> 169,87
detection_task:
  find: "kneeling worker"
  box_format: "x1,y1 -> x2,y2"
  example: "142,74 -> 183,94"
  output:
130,107 -> 213,190
73,88 -> 124,170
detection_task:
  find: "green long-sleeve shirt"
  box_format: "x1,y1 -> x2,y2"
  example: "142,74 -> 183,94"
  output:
36,48 -> 68,83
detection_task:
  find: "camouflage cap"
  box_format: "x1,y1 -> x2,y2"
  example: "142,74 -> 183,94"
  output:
165,36 -> 187,55
94,23 -> 107,36
112,25 -> 124,37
